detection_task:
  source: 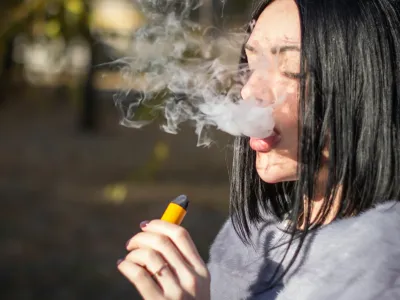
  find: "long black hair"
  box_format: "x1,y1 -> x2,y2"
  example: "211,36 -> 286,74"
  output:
230,0 -> 400,286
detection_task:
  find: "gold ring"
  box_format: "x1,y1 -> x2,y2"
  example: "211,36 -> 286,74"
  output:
153,263 -> 169,277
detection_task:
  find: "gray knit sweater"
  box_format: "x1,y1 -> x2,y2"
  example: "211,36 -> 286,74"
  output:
207,201 -> 400,300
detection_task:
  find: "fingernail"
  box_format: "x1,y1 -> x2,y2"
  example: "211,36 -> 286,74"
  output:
125,239 -> 131,248
117,259 -> 124,266
140,220 -> 150,228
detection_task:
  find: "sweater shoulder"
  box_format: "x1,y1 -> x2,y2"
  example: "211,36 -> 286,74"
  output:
278,201 -> 400,300
208,216 -> 280,272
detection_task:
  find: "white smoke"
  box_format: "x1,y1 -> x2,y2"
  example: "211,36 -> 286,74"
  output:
114,0 -> 277,146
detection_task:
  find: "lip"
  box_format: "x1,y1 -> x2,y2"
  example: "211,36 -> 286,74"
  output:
249,130 -> 281,152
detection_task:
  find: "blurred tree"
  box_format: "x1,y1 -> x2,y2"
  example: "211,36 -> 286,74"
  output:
0,0 -> 97,131
0,0 -> 250,182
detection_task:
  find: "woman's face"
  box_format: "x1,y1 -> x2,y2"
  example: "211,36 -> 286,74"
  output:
241,0 -> 301,184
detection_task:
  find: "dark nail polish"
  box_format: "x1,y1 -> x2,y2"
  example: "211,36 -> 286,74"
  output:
117,259 -> 124,266
140,220 -> 149,228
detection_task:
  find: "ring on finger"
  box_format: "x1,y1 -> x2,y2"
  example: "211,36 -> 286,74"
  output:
151,263 -> 170,278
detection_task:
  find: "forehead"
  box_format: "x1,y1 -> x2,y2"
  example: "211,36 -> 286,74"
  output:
247,0 -> 300,49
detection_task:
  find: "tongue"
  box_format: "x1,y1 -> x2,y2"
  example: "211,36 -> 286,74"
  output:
250,133 -> 280,152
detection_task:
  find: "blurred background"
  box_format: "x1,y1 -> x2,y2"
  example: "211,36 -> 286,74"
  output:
0,0 -> 253,299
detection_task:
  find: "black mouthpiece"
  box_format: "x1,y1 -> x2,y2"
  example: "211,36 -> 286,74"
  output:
172,195 -> 189,210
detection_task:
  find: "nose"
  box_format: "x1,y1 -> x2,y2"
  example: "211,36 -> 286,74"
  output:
240,71 -> 275,106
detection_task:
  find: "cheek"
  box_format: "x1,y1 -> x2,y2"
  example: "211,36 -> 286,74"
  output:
273,91 -> 299,135
271,77 -> 299,104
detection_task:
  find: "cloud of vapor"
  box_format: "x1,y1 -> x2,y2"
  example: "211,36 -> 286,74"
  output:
113,0 -> 277,146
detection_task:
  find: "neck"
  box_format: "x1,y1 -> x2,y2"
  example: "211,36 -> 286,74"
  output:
299,165 -> 341,229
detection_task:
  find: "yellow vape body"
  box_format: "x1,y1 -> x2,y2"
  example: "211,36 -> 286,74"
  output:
161,195 -> 189,225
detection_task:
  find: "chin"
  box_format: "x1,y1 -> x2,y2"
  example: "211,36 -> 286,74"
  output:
255,157 -> 298,184
256,170 -> 293,184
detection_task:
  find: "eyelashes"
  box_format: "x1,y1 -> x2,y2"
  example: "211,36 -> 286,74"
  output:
282,71 -> 304,80
241,60 -> 304,82
245,68 -> 303,81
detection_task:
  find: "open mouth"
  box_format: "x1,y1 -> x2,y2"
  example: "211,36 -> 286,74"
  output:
249,127 -> 281,152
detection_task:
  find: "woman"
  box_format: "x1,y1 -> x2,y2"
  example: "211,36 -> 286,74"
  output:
118,0 -> 400,299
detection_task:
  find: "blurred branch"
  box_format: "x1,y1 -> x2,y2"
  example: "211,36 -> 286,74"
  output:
0,0 -> 60,38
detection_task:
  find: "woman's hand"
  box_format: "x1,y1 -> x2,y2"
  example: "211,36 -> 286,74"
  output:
117,220 -> 210,300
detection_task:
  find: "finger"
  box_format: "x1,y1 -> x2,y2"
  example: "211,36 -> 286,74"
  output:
125,248 -> 183,298
117,259 -> 163,300
126,231 -> 194,283
141,220 -> 207,275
